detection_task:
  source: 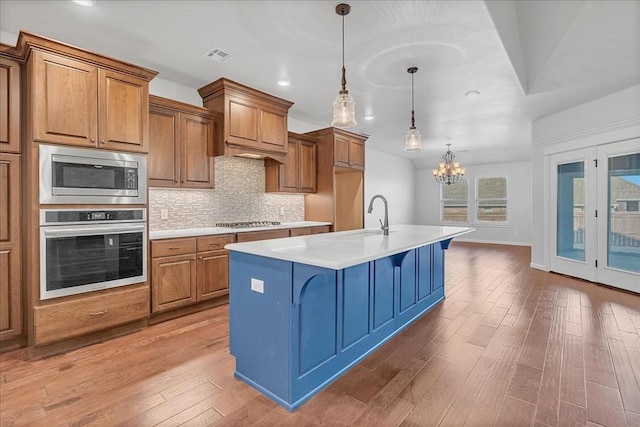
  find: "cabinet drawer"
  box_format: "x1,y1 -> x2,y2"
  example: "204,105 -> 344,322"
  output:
197,234 -> 235,252
311,226 -> 331,234
34,286 -> 148,346
236,229 -> 290,243
152,238 -> 196,257
290,227 -> 312,237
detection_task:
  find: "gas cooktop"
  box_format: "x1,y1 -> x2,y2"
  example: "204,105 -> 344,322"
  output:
215,221 -> 281,228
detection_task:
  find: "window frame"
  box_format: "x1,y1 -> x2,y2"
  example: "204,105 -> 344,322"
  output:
475,176 -> 509,224
440,178 -> 470,224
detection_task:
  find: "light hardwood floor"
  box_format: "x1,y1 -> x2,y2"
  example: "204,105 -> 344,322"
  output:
2,243 -> 640,426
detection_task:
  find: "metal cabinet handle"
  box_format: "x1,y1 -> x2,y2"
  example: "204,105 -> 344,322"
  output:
198,256 -> 203,260
169,246 -> 182,250
89,309 -> 108,317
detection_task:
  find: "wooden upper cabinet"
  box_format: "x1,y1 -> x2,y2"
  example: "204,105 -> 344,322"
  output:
18,32 -> 157,153
198,78 -> 293,163
148,95 -> 216,189
99,69 -> 148,152
181,113 -> 214,188
33,51 -> 98,147
334,132 -> 365,170
305,127 -> 367,171
0,57 -> 21,153
149,104 -> 180,187
265,132 -> 316,194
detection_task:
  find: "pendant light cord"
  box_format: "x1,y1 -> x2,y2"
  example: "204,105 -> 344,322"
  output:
410,72 -> 415,129
340,13 -> 347,93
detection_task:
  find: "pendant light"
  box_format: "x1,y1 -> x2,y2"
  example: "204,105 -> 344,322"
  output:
433,144 -> 465,185
404,67 -> 422,151
331,3 -> 357,128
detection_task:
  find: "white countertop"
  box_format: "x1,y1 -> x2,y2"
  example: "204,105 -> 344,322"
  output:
149,221 -> 332,240
225,224 -> 475,270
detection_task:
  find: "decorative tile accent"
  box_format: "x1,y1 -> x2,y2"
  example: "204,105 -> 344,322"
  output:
149,157 -> 304,230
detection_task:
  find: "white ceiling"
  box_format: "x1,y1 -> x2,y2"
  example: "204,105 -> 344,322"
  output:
1,0 -> 638,168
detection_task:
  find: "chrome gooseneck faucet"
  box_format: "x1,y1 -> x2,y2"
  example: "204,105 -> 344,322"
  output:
367,194 -> 389,235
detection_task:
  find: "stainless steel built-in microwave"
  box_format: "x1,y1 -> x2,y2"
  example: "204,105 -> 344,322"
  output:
39,144 -> 147,204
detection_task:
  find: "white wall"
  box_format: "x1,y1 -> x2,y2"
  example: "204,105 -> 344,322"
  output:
415,161 -> 532,246
531,84 -> 640,270
149,77 -> 203,107
364,148 -> 416,227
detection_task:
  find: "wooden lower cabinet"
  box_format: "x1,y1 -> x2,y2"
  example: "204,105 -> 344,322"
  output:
151,234 -> 234,314
33,286 -> 148,346
0,153 -> 22,343
197,250 -> 229,300
152,253 -> 197,313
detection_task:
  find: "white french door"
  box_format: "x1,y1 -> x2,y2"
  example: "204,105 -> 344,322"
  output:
596,139 -> 640,292
550,139 -> 640,292
550,148 -> 597,282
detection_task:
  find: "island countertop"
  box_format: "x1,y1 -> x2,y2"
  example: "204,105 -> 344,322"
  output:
225,224 -> 474,270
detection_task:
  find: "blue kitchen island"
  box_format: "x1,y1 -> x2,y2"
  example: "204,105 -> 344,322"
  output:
225,224 -> 474,411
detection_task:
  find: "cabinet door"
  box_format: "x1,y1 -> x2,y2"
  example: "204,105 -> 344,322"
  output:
151,254 -> 197,313
181,113 -> 214,188
0,154 -> 21,340
99,69 -> 148,153
0,58 -> 20,153
197,250 -> 229,301
334,135 -> 350,167
227,98 -> 258,145
349,139 -> 365,170
260,107 -> 287,152
148,105 -> 180,187
279,139 -> 299,192
33,51 -> 98,147
299,140 -> 316,193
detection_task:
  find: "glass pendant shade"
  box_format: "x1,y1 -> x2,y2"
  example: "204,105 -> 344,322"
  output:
404,127 -> 422,151
332,92 -> 357,128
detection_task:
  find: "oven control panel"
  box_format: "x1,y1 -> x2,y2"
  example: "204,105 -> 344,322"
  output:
40,209 -> 146,225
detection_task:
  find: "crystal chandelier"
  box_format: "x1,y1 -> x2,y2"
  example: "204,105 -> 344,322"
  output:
404,66 -> 422,151
331,3 -> 357,128
433,144 -> 465,185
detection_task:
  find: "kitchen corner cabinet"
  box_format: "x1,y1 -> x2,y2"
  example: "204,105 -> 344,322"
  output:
151,234 -> 234,313
29,45 -> 156,153
265,132 -> 317,194
149,96 -> 216,189
0,57 -> 21,154
0,153 -> 22,342
198,78 -> 293,163
303,127 -> 368,232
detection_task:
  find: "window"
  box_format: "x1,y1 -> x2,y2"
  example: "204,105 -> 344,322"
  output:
441,179 -> 468,222
476,177 -> 507,222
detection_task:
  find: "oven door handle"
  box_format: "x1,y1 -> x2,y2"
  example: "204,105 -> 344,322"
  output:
42,224 -> 146,238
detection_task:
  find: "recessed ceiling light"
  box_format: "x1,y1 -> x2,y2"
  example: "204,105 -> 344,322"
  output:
277,80 -> 290,87
72,0 -> 96,6
364,115 -> 374,121
465,90 -> 480,97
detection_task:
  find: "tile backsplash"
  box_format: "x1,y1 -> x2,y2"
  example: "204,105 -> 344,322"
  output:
149,156 -> 304,230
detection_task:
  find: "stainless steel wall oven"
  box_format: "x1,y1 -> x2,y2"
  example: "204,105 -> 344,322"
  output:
40,209 -> 147,300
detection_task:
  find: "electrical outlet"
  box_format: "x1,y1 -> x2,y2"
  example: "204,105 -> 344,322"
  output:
251,278 -> 264,294
160,209 -> 169,220
280,207 -> 285,216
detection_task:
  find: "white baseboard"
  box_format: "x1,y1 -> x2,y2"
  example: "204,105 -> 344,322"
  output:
529,262 -> 549,271
454,238 -> 531,247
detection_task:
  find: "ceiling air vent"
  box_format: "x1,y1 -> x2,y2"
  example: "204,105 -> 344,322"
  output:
204,47 -> 232,63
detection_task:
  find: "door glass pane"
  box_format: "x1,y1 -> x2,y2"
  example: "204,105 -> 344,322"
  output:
608,152 -> 640,273
557,162 -> 585,261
